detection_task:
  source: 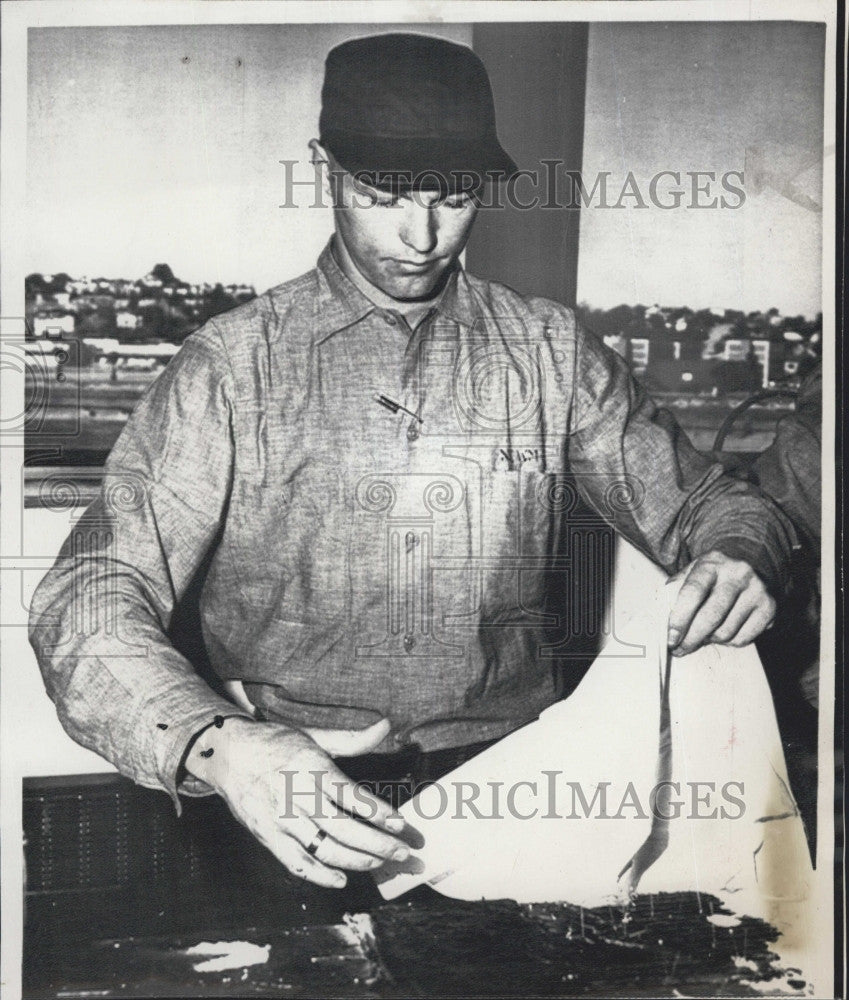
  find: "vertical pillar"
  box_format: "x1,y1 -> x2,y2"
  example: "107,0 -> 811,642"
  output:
466,23 -> 589,306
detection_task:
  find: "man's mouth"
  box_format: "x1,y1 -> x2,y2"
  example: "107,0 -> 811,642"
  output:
391,259 -> 436,271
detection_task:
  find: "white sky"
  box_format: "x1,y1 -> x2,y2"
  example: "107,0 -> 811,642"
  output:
27,22 -> 824,316
578,21 -> 825,317
26,24 -> 472,291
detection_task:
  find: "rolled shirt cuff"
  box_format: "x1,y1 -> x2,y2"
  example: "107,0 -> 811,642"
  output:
130,684 -> 256,815
701,533 -> 796,599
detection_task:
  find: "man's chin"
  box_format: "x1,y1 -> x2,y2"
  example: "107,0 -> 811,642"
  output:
380,272 -> 445,303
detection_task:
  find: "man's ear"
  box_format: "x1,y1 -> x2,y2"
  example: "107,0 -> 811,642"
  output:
308,139 -> 339,206
308,138 -> 327,165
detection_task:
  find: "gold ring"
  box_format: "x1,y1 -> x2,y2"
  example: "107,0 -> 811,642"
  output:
306,828 -> 327,856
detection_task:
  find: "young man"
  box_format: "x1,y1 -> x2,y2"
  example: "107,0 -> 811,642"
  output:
30,33 -> 794,889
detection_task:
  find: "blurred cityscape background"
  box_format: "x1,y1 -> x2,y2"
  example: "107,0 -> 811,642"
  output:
23,264 -> 821,470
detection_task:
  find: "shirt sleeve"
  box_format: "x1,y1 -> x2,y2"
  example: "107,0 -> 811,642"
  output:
28,323 -> 255,813
567,322 -> 797,595
750,364 -> 821,552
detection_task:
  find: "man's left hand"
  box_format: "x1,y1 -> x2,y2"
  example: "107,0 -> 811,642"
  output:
667,551 -> 776,656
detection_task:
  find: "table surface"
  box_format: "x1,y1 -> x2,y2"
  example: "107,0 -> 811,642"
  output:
24,891 -> 812,999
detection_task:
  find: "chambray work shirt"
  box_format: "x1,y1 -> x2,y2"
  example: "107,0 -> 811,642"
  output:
30,241 -> 795,806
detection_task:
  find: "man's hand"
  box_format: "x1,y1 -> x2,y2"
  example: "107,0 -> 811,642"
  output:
185,717 -> 412,888
667,551 -> 776,656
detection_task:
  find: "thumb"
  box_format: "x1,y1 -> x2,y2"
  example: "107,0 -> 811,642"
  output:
303,718 -> 391,757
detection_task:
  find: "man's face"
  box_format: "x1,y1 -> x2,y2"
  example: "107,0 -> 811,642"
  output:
327,163 -> 479,301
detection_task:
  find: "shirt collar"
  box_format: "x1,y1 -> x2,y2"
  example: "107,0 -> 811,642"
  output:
314,239 -> 377,342
314,237 -> 479,343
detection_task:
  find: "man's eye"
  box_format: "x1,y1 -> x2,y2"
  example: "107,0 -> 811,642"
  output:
365,191 -> 398,207
445,197 -> 471,210
354,185 -> 397,207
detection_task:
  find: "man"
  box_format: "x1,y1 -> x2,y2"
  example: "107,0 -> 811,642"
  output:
30,33 -> 794,891
751,362 -> 822,848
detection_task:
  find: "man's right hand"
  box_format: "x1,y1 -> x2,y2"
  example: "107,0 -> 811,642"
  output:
185,717 -> 412,888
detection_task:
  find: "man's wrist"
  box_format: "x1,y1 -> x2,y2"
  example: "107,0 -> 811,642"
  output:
182,715 -> 256,790
699,539 -> 785,599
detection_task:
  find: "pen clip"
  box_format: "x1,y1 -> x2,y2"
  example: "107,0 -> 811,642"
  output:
375,394 -> 423,423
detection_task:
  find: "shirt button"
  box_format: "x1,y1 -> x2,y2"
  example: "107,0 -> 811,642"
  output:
384,312 -> 397,326
403,634 -> 415,652
407,423 -> 420,442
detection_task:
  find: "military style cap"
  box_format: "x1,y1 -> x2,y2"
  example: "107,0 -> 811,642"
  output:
319,32 -> 517,192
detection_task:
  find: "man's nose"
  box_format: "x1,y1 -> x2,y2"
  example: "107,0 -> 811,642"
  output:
399,202 -> 437,256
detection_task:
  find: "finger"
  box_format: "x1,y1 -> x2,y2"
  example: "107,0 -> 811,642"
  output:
667,563 -> 717,647
314,831 -> 396,871
256,827 -> 348,888
286,817 -> 392,871
321,759 -> 406,833
222,679 -> 257,715
304,718 -> 391,757
725,600 -> 776,648
711,589 -> 760,644
674,580 -> 746,655
317,809 -> 411,861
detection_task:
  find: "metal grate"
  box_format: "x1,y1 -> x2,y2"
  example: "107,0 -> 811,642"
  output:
22,773 -> 356,944
24,779 -> 133,895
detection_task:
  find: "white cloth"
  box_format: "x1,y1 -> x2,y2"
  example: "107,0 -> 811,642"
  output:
377,574 -> 812,913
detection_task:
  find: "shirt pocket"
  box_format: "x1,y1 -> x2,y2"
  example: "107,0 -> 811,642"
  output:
229,474 -> 350,617
226,404 -> 350,620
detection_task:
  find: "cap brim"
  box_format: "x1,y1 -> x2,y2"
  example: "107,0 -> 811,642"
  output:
322,132 -> 518,193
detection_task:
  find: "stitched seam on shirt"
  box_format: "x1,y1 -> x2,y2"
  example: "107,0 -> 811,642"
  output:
125,325 -> 231,498
177,321 -> 237,500
151,476 -> 224,524
204,319 -> 235,411
570,322 -> 597,439
264,280 -> 284,347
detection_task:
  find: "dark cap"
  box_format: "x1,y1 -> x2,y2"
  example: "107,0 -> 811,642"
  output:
319,32 -> 517,192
